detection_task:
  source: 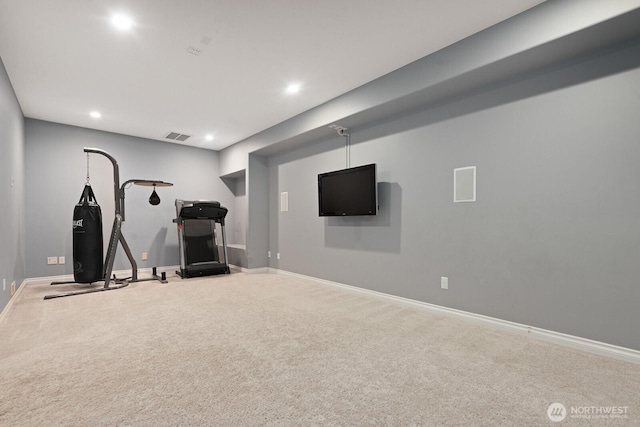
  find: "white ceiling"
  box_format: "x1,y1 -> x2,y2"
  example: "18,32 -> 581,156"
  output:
0,0 -> 545,151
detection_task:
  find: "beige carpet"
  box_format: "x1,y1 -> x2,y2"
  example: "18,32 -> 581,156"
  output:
0,271 -> 638,426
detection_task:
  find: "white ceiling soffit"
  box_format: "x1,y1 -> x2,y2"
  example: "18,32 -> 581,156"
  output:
0,0 -> 545,151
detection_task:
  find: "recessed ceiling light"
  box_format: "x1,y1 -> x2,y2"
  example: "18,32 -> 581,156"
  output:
205,134 -> 214,141
111,13 -> 134,31
90,111 -> 102,119
285,83 -> 301,94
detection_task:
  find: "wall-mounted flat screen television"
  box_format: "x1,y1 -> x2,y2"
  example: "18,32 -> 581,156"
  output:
318,163 -> 377,216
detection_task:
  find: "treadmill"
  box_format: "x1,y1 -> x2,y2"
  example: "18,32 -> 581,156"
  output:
174,199 -> 230,278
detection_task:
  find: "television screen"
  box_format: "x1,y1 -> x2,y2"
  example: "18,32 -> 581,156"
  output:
318,164 -> 377,216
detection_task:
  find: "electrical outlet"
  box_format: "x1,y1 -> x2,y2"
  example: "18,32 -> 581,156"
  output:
277,253 -> 280,260
267,251 -> 271,258
47,256 -> 58,265
441,277 -> 449,290
2,278 -> 5,291
10,281 -> 16,297
142,252 -> 148,261
58,256 -> 65,264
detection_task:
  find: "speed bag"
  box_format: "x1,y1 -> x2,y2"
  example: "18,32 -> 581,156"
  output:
72,184 -> 104,283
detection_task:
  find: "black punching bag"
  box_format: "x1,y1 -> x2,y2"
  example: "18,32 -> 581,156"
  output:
73,184 -> 104,283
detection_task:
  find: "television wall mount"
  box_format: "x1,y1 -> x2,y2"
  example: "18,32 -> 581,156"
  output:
328,124 -> 351,168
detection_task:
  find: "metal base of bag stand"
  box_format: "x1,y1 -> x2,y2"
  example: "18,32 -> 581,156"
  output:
44,147 -> 172,300
45,280 -> 129,300
45,268 -> 167,300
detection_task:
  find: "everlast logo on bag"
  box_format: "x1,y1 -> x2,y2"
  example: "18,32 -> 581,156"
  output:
73,219 -> 84,229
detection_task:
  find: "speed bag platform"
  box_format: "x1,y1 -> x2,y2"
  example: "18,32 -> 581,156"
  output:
73,184 -> 104,283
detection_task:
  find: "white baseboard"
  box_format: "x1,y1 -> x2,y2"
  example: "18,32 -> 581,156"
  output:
271,268 -> 640,364
229,265 -> 270,274
0,278 -> 29,326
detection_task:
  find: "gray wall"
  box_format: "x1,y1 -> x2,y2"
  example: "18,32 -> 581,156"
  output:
25,119 -> 235,278
266,43 -> 640,351
220,172 -> 248,268
0,57 -> 26,313
247,154 -> 269,268
221,172 -> 247,246
233,175 -> 247,246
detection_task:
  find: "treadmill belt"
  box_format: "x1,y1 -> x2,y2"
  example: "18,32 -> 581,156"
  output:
183,219 -> 219,264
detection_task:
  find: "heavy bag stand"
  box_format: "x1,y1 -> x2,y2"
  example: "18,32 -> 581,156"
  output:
46,147 -> 173,299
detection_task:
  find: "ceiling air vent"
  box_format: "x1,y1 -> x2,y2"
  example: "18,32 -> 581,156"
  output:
165,132 -> 191,142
